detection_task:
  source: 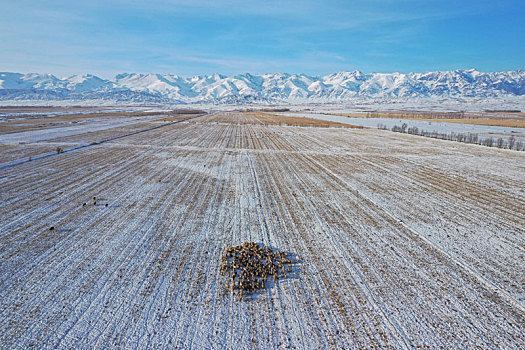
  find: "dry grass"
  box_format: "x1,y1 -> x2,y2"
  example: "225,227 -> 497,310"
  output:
1,107 -> 206,135
0,110 -> 172,135
324,111 -> 525,127
0,144 -> 65,164
153,114 -> 201,122
1,111 -> 524,348
417,118 -> 525,128
210,112 -> 365,128
0,106 -> 104,114
261,115 -> 364,128
329,112 -> 367,118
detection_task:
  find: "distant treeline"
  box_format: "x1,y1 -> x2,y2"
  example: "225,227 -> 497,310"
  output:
378,122 -> 524,151
484,109 -> 521,113
245,108 -> 291,113
170,109 -> 206,114
366,111 -> 467,119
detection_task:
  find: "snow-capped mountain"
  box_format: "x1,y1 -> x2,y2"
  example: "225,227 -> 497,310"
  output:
0,69 -> 523,104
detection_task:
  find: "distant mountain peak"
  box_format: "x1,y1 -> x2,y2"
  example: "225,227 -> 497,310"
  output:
0,69 -> 524,103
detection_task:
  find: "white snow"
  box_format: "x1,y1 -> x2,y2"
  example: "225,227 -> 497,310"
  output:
0,111 -> 524,348
1,69 -> 524,104
281,112 -> 525,142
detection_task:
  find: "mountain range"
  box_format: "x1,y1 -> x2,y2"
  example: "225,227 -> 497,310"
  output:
1,69 -> 524,104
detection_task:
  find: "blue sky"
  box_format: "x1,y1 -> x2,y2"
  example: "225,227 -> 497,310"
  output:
1,0 -> 523,77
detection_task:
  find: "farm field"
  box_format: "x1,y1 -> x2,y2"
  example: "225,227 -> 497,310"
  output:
0,110 -> 524,349
328,110 -> 525,125
282,111 -> 525,147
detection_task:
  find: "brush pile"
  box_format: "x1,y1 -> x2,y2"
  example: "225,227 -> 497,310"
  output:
220,242 -> 294,299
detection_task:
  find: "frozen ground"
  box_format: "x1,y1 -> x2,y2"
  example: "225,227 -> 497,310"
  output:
281,112 -> 525,144
286,97 -> 525,113
0,118 -> 150,144
1,95 -> 524,112
0,111 -> 524,349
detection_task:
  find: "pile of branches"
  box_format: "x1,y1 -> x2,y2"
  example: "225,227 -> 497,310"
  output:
219,242 -> 294,299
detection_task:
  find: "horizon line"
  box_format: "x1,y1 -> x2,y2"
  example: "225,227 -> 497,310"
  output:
2,68 -> 525,80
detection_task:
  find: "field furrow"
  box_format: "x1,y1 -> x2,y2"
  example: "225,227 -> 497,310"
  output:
1,111 -> 523,349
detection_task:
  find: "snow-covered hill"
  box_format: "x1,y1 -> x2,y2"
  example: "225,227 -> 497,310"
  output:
0,69 -> 523,104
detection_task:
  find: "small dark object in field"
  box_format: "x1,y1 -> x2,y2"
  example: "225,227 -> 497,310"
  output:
83,203 -> 86,207
49,226 -> 55,231
56,147 -> 63,154
94,201 -> 97,205
93,197 -> 96,200
105,203 -> 108,207
220,242 -> 295,300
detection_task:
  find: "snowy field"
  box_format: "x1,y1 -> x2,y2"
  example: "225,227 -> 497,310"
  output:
0,118 -> 149,144
0,111 -> 524,348
281,112 -> 525,144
